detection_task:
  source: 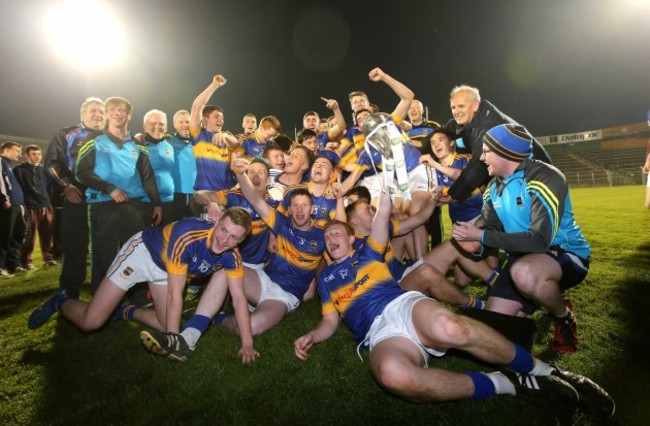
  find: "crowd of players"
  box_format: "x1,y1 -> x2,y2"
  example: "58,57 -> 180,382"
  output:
5,67 -> 614,416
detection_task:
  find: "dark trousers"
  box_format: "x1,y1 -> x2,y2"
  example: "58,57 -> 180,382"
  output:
21,206 -> 55,265
171,193 -> 196,221
144,201 -> 176,227
89,200 -> 148,294
51,206 -> 63,259
427,206 -> 444,249
0,204 -> 28,271
58,201 -> 89,298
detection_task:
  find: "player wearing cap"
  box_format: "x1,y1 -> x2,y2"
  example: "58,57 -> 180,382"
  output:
451,124 -> 591,355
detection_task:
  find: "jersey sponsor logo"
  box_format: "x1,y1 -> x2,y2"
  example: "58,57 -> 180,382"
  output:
211,264 -> 223,273
334,273 -> 369,305
286,247 -> 310,264
323,274 -> 335,283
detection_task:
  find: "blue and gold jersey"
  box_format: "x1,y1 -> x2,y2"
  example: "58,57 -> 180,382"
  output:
353,219 -> 405,281
190,127 -> 236,191
277,183 -> 337,224
142,217 -> 243,279
263,209 -> 325,299
318,237 -> 404,342
237,131 -> 277,159
338,114 -> 416,176
214,189 -> 278,265
433,152 -> 483,223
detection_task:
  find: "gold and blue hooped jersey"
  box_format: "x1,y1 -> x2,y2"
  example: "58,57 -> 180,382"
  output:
142,217 -> 243,279
353,219 -> 405,281
277,183 -> 337,224
433,152 -> 483,223
318,237 -> 404,343
214,189 -> 279,265
190,127 -> 236,191
237,131 -> 278,159
263,208 -> 325,300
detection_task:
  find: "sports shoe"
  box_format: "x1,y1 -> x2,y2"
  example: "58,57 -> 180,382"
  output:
501,370 -> 578,403
44,260 -> 58,266
550,311 -> 578,354
552,368 -> 615,418
28,289 -> 67,330
140,330 -> 193,362
0,269 -> 13,278
24,263 -> 36,271
11,266 -> 27,273
184,285 -> 202,303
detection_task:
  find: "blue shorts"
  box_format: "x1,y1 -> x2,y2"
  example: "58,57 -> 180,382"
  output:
488,247 -> 589,315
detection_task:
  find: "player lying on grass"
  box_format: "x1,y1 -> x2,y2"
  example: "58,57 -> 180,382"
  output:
294,183 -> 614,418
28,208 -> 260,363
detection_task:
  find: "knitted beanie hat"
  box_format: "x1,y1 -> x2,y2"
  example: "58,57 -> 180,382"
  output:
483,124 -> 532,162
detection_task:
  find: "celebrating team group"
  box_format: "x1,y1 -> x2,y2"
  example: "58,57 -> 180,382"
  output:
24,67 -> 614,416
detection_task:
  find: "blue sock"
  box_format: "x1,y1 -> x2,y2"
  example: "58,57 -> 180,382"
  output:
51,293 -> 69,312
214,311 -> 229,325
466,371 -> 497,400
486,267 -> 500,287
507,343 -> 534,373
112,303 -> 138,321
183,314 -> 211,334
463,296 -> 485,310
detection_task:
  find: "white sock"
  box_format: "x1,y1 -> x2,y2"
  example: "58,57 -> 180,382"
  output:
486,371 -> 516,395
180,328 -> 201,349
530,358 -> 554,376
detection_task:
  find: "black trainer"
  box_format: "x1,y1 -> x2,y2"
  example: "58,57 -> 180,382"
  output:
552,368 -> 615,418
140,330 -> 193,362
502,370 -> 579,403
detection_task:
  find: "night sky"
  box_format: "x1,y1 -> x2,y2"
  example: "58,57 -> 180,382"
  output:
1,0 -> 649,141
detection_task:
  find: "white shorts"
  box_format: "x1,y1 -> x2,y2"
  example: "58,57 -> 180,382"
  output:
106,232 -> 168,291
243,262 -> 265,270
406,163 -> 430,193
366,291 -> 446,366
399,258 -> 423,281
253,268 -> 301,312
361,164 -> 430,201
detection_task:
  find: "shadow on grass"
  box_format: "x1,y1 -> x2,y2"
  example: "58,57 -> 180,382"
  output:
0,288 -> 61,320
601,241 -> 650,425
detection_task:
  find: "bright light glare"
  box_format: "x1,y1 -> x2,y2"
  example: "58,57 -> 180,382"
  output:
43,1 -> 126,71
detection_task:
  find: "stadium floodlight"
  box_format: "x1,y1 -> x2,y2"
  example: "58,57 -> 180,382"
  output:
43,0 -> 126,71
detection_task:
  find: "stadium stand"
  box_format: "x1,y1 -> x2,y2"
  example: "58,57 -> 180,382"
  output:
541,123 -> 649,187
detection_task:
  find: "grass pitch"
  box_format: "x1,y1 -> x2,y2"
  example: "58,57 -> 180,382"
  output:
1,185 -> 649,425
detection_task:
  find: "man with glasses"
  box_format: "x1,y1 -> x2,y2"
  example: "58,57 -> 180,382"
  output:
451,124 -> 590,355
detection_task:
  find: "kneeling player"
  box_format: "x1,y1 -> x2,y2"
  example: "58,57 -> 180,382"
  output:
28,208 -> 259,364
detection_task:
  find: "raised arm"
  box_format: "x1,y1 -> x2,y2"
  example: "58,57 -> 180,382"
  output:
190,74 -> 227,130
231,157 -> 271,221
369,184 -> 392,247
321,97 -> 346,139
368,67 -> 414,119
